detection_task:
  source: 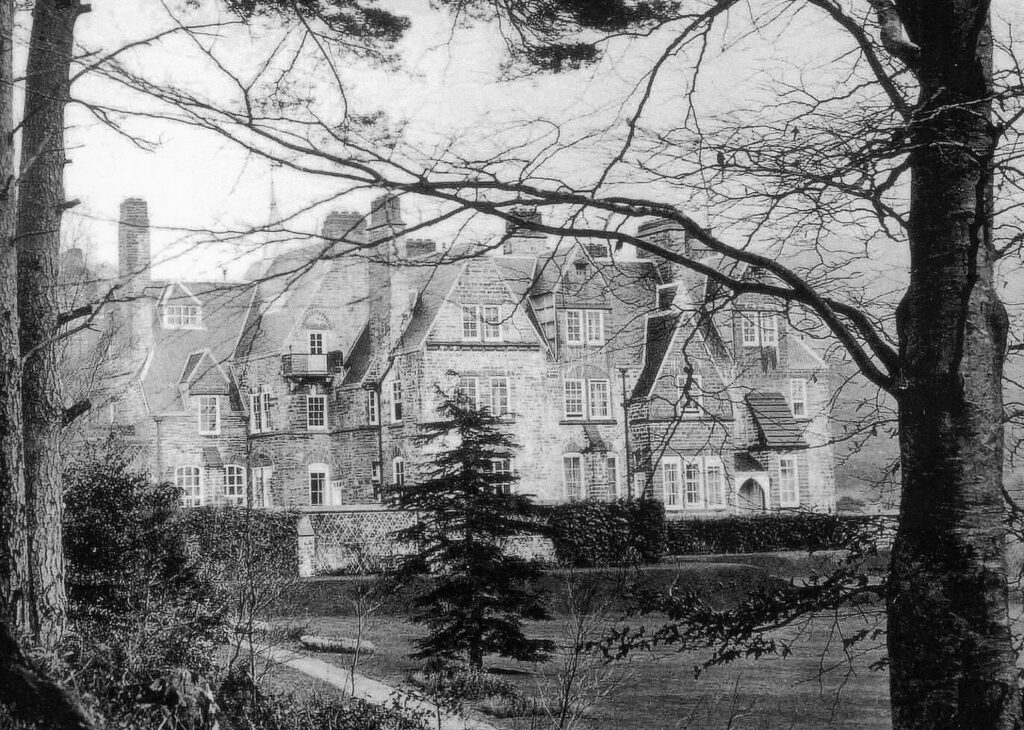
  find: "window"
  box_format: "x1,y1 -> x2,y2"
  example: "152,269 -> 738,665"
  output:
489,458 -> 514,494
779,456 -> 799,507
563,379 -> 585,418
250,392 -> 273,433
607,454 -> 620,497
224,465 -> 245,506
252,466 -> 273,508
390,380 -> 403,422
462,306 -> 480,340
705,461 -> 725,507
741,313 -> 759,346
309,464 -> 328,506
663,458 -> 681,506
261,392 -> 273,431
371,461 -> 382,484
458,376 -> 479,410
489,377 -> 510,416
790,378 -> 807,417
306,394 -> 327,430
684,461 -> 703,507
678,373 -> 704,415
760,313 -> 778,346
588,380 -> 610,419
585,310 -> 605,344
309,332 -> 324,355
482,305 -> 502,341
366,389 -> 380,425
565,310 -> 583,344
198,396 -> 220,435
563,454 -> 584,500
392,457 -> 405,486
163,304 -> 201,328
176,466 -> 203,507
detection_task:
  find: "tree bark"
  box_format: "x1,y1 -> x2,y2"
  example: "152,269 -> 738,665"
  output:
0,0 -> 27,632
888,3 -> 1021,728
16,0 -> 84,646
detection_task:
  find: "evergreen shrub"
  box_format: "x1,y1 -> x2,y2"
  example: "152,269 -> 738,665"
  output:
664,513 -> 861,555
547,498 -> 666,567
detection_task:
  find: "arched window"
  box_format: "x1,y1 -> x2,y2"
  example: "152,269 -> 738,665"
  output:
309,463 -> 329,506
175,466 -> 203,507
224,465 -> 246,506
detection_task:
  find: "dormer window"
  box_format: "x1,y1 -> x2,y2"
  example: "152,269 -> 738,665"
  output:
164,304 -> 202,329
740,311 -> 779,347
197,395 -> 220,435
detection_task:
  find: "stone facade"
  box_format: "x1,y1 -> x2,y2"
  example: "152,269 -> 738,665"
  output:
84,196 -> 838,572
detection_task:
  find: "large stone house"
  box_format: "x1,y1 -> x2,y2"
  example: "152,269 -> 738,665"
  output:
76,196 -> 836,571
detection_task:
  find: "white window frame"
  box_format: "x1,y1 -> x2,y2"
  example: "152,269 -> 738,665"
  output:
176,466 -> 203,508
790,378 -> 808,418
458,376 -> 479,410
197,395 -> 220,435
684,459 -> 703,508
462,305 -> 480,340
565,310 -> 584,344
308,464 -> 328,506
249,393 -> 263,432
607,454 -> 620,497
306,393 -> 327,431
224,464 -> 246,506
779,455 -> 800,507
260,392 -> 273,431
563,379 -> 585,419
309,331 -> 325,355
741,312 -> 760,346
252,466 -> 273,508
662,457 -> 681,507
760,312 -> 779,346
366,389 -> 380,425
392,456 -> 405,487
704,458 -> 726,508
371,460 -> 382,484
585,310 -> 605,344
588,379 -> 610,419
489,376 -> 510,416
163,304 -> 202,329
390,380 -> 403,422
482,305 -> 503,341
489,457 -> 514,494
562,454 -> 585,500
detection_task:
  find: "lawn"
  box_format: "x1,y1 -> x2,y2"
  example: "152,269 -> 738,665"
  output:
264,561 -> 892,729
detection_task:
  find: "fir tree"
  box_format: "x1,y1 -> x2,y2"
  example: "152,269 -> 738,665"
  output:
393,389 -> 554,669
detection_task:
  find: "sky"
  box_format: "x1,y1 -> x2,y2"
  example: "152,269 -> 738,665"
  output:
50,0 -> 1024,290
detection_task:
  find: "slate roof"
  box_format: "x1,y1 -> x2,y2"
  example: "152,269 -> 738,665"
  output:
744,391 -> 807,450
734,451 -> 768,472
141,281 -> 255,414
631,312 -> 680,400
341,323 -> 373,386
393,262 -> 463,352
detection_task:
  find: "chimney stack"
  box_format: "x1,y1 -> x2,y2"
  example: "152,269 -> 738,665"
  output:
368,194 -> 405,247
502,207 -> 548,257
322,211 -> 368,250
118,197 -> 151,286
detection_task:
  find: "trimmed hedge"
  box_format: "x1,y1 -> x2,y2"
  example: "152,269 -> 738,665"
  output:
546,498 -> 666,567
177,507 -> 301,583
664,513 -> 864,555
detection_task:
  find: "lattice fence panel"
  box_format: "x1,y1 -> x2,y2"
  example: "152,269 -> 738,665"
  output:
310,510 -> 415,574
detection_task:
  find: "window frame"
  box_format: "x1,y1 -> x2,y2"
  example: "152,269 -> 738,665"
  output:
704,458 -> 726,508
759,312 -> 779,346
392,456 -> 405,487
565,310 -> 584,345
176,466 -> 203,508
585,310 -> 605,344
684,459 -> 704,508
366,389 -> 380,425
163,304 -> 202,329
588,379 -> 610,419
563,378 -> 585,419
390,380 -> 403,422
306,393 -> 327,431
778,455 -> 800,507
458,376 -> 479,410
308,464 -> 328,506
197,395 -> 220,435
249,393 -> 263,432
740,312 -> 760,346
790,378 -> 808,418
562,453 -> 585,500
308,331 -> 325,355
607,454 -> 620,497
462,305 -> 480,341
260,392 -> 273,431
252,465 -> 273,508
677,373 -> 704,416
489,376 -> 510,416
224,464 -> 246,506
662,457 -> 681,507
482,305 -> 503,342
371,460 -> 382,484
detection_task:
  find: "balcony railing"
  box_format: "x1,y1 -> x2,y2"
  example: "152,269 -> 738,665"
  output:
283,352 -> 329,377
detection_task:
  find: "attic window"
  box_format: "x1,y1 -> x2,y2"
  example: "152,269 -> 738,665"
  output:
164,304 -> 202,329
574,260 -> 588,273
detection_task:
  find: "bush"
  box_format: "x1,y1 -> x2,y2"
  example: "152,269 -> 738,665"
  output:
664,513 -> 860,555
547,498 -> 666,567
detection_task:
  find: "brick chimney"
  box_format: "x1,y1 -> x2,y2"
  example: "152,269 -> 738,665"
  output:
322,211 -> 368,250
367,194 -> 405,247
118,197 -> 151,288
502,207 -> 548,257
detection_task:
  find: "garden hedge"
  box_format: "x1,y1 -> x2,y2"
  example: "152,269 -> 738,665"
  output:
545,498 -> 666,566
664,512 -> 864,555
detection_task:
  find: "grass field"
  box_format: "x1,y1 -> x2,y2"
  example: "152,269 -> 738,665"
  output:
264,561 -> 893,729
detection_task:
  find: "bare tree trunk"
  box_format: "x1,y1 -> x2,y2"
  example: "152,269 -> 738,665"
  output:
888,5 -> 1021,728
17,0 -> 84,646
0,0 -> 27,632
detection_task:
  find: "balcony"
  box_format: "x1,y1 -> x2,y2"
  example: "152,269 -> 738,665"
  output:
283,352 -> 329,378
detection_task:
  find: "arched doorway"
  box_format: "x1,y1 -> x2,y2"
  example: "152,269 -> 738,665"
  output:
738,478 -> 767,511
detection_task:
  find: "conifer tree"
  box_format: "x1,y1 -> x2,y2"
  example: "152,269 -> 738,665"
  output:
393,389 -> 554,669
